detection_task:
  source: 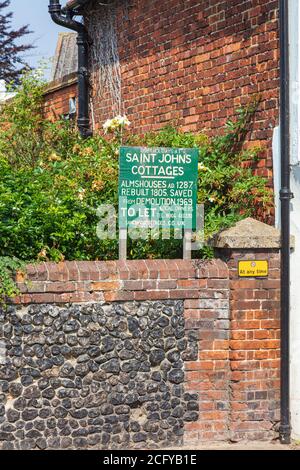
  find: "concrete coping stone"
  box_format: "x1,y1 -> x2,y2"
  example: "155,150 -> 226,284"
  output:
210,217 -> 295,249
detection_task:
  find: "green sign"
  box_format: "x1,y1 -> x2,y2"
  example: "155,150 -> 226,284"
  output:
119,147 -> 199,230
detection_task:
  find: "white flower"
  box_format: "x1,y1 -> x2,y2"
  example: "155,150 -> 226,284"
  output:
198,162 -> 209,172
78,188 -> 86,201
103,119 -> 113,133
116,115 -> 131,127
208,197 -> 216,203
103,115 -> 131,133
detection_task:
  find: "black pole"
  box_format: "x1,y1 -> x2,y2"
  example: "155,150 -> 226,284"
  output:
77,29 -> 90,136
48,0 -> 91,138
279,0 -> 293,445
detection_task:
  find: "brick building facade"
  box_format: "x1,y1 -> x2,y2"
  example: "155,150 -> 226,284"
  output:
43,73 -> 77,121
43,32 -> 78,121
46,0 -> 279,187
90,0 -> 279,185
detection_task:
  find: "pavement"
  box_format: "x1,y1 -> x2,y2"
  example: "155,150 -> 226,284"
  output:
162,441 -> 300,451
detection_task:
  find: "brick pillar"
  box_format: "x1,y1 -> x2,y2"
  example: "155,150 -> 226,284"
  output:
183,259 -> 230,443
213,217 -> 284,441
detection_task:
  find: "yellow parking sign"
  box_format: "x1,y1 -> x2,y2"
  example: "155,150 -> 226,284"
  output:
238,260 -> 269,278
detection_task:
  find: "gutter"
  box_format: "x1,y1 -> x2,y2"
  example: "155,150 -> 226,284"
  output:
279,0 -> 293,445
48,0 -> 91,138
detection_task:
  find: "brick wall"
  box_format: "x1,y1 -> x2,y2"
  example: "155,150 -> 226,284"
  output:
41,0 -> 278,218
0,256 -> 280,448
88,0 -> 279,185
183,260 -> 231,442
226,249 -> 280,441
43,73 -> 78,121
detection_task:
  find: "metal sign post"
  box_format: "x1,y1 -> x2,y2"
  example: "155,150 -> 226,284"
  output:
119,228 -> 127,260
183,229 -> 192,260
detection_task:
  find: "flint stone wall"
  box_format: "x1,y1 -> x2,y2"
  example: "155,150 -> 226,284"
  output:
0,300 -> 199,450
0,251 -> 280,448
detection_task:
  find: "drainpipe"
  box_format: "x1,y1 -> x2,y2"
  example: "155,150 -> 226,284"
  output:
279,0 -> 293,445
48,0 -> 91,138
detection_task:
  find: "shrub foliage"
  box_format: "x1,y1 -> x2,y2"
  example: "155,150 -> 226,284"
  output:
0,72 -> 272,264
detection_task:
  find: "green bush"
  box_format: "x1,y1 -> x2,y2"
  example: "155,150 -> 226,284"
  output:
0,71 -> 272,264
0,256 -> 25,303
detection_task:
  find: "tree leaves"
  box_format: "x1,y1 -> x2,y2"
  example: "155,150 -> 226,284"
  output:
0,0 -> 33,84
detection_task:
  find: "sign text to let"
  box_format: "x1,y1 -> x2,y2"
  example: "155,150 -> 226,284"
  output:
118,146 -> 199,230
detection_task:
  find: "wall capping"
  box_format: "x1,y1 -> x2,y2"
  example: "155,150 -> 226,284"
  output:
211,217 -> 294,249
44,73 -> 78,95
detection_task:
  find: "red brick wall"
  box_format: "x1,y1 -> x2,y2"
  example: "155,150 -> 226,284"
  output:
227,249 -> 281,441
89,0 -> 278,185
184,260 -> 231,442
14,256 -> 280,443
43,74 -> 78,121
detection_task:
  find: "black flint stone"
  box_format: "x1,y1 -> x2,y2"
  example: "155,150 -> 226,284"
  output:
0,300 -> 198,450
